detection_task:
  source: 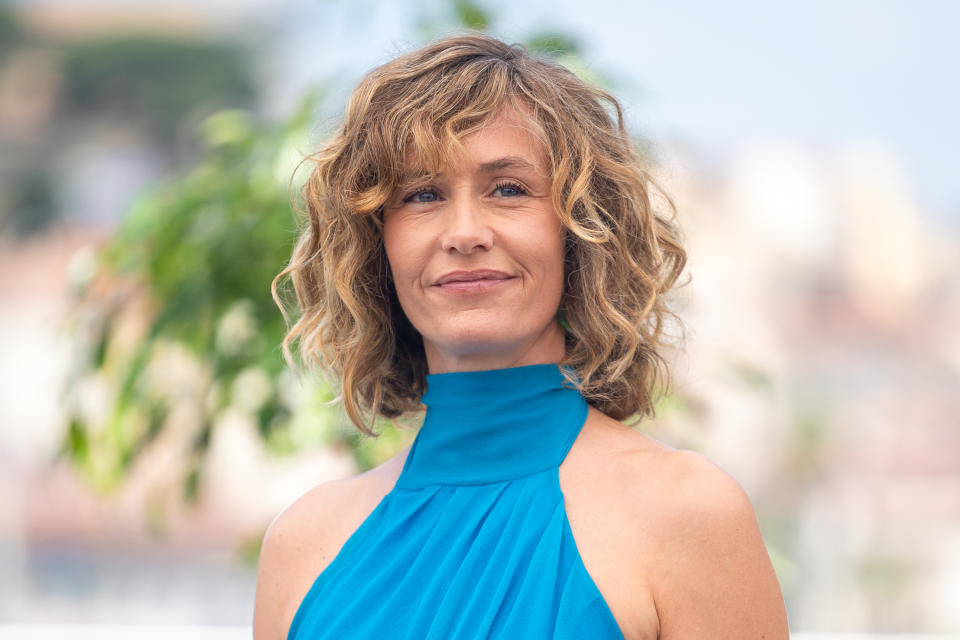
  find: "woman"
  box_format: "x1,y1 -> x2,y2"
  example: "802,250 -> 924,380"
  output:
254,35 -> 789,639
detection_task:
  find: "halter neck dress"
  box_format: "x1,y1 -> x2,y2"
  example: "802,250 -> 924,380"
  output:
288,364 -> 625,639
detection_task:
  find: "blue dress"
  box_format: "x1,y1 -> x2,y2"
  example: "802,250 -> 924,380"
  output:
288,364 -> 625,639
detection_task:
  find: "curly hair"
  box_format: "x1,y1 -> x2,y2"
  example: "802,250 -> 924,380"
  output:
272,34 -> 687,435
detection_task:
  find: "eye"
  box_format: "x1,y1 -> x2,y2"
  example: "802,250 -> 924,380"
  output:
403,188 -> 440,203
493,181 -> 526,198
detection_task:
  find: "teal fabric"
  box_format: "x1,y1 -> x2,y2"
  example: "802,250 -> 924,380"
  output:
288,364 -> 624,639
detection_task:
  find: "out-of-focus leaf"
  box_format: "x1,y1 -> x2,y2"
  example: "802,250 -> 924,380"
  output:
64,418 -> 90,466
526,32 -> 581,57
453,0 -> 490,30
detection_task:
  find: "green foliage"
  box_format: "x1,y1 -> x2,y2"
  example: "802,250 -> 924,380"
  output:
525,32 -> 581,58
343,417 -> 419,472
103,107 -> 294,364
452,0 -> 490,30
61,94 -> 355,495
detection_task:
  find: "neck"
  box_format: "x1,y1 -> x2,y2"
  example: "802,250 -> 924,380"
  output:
423,321 -> 567,374
395,363 -> 589,489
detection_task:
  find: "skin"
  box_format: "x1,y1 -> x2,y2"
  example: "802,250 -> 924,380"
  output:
381,107 -> 567,373
254,107 -> 791,639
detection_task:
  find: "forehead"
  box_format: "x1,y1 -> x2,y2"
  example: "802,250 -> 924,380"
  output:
461,108 -> 548,166
401,104 -> 550,178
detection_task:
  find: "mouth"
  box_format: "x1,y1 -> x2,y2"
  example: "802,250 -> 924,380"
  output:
432,269 -> 516,294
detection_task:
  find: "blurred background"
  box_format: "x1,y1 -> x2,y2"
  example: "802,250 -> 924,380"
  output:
0,0 -> 958,637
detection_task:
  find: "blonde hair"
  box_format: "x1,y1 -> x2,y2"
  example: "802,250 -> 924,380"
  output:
273,34 -> 687,434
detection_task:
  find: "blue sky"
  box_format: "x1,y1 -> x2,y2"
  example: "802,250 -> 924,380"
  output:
562,0 -> 959,223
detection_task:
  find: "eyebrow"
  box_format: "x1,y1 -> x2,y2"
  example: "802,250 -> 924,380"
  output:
397,155 -> 541,186
477,156 -> 540,174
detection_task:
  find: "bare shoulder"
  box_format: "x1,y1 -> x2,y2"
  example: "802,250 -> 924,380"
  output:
648,450 -> 789,638
253,445 -> 411,640
636,445 -> 755,522
573,410 -> 789,639
253,475 -> 363,640
581,411 -> 769,541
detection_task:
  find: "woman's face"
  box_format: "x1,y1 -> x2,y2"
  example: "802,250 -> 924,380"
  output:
383,106 -> 567,373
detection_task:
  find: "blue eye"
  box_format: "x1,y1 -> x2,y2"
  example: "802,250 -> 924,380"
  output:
494,182 -> 525,197
405,189 -> 439,203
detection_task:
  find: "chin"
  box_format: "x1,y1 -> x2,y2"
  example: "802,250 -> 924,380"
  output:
435,328 -> 520,355
425,319 -> 565,369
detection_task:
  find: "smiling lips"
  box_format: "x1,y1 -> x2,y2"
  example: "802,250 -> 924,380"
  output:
433,269 -> 515,294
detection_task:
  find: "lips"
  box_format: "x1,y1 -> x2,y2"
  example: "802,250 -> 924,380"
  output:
432,269 -> 515,294
434,270 -> 512,285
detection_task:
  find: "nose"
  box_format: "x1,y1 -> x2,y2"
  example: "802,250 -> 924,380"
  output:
439,194 -> 494,255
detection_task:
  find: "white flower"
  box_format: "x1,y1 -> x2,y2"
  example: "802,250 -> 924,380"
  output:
215,299 -> 258,356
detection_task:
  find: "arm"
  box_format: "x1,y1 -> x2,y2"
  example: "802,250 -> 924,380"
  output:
651,451 -> 790,639
253,496 -> 314,640
252,478 -> 360,640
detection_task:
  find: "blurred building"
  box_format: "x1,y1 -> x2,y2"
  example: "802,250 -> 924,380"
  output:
655,137 -> 960,632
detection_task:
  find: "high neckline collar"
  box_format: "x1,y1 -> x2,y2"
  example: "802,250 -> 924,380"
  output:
396,364 -> 588,489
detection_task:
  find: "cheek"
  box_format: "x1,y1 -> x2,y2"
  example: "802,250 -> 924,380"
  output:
544,245 -> 566,307
514,221 -> 566,313
382,217 -> 398,266
538,223 -> 567,292
383,218 -> 412,280
383,218 -> 429,322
